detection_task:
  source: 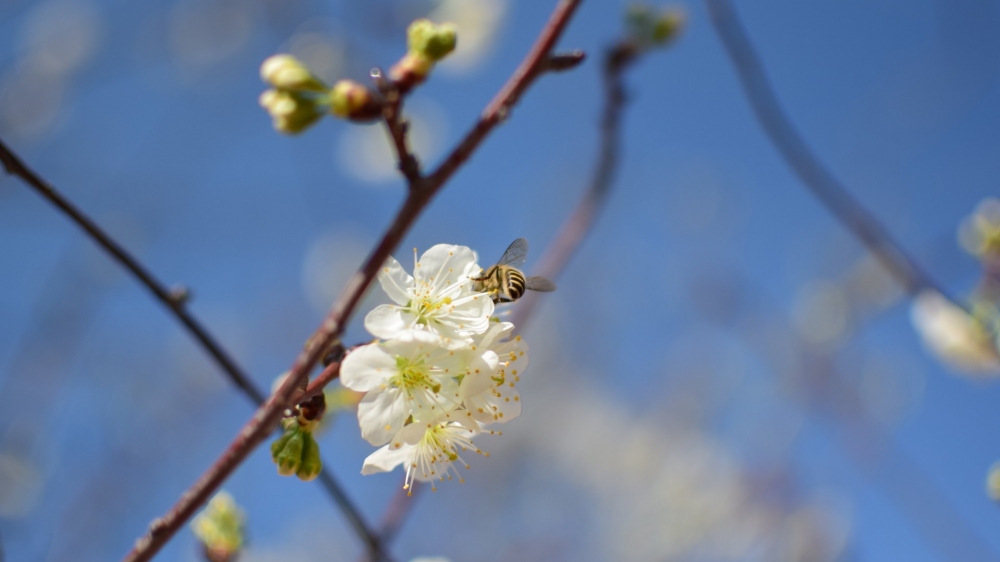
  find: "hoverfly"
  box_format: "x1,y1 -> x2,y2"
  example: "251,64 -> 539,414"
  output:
472,238 -> 556,304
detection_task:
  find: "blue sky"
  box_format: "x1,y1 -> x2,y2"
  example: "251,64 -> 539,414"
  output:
1,0 -> 1000,560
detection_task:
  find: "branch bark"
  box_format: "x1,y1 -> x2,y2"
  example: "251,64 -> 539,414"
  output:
121,1 -> 584,560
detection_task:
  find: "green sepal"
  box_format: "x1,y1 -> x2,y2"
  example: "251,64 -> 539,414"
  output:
272,425 -> 305,476
297,431 -> 323,482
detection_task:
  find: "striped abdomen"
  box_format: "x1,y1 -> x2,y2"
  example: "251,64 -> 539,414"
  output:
501,266 -> 526,302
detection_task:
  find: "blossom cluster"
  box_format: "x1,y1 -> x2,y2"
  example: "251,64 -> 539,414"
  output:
340,244 -> 528,492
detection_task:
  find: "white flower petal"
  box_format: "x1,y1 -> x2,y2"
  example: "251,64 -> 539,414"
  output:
460,371 -> 493,403
361,442 -> 411,475
364,304 -> 412,340
398,419 -> 431,445
378,255 -> 414,305
416,244 -> 478,292
358,388 -> 409,446
477,322 -> 515,349
340,343 -> 395,392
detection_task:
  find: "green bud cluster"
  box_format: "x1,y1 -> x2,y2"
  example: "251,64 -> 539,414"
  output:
626,5 -> 684,49
390,19 -> 458,92
191,492 -> 245,562
408,19 -> 458,62
270,419 -> 323,481
258,55 -> 380,134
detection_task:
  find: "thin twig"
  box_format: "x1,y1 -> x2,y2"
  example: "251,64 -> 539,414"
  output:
373,69 -> 422,186
0,139 -> 266,405
122,2 -> 584,560
704,0 -> 961,307
300,361 -> 341,406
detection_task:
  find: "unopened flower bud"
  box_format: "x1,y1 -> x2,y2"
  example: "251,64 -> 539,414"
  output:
330,80 -> 382,122
626,5 -> 685,49
191,492 -> 245,562
407,19 -> 457,62
389,52 -> 435,92
259,89 -> 324,134
260,54 -> 327,92
389,19 -> 457,93
650,11 -> 684,44
271,421 -> 324,481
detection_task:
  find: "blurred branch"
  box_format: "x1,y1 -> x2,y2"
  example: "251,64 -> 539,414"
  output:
122,1 -> 584,561
699,273 -> 999,561
704,0 -> 964,307
0,139 -> 265,405
512,39 -> 641,326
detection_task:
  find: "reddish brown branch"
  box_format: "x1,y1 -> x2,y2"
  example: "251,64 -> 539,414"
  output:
301,361 -> 342,403
122,1 -> 584,560
373,69 -> 422,186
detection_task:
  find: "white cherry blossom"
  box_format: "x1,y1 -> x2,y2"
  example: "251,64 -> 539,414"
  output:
911,290 -> 1000,375
365,244 -> 494,345
361,414 -> 483,492
340,330 -> 498,446
459,321 -> 528,425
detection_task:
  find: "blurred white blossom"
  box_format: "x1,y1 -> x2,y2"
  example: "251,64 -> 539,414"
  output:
911,290 -> 1000,375
336,100 -> 447,184
430,0 -> 507,73
988,462 -> 1000,501
0,0 -> 102,140
959,198 -> 1000,259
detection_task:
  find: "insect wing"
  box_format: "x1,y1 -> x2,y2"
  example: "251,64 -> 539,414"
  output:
496,238 -> 529,268
525,276 -> 556,292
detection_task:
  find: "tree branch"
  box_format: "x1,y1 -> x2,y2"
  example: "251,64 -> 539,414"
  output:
374,69 -> 423,186
704,0 -> 962,307
121,1 -> 584,560
0,139 -> 266,405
